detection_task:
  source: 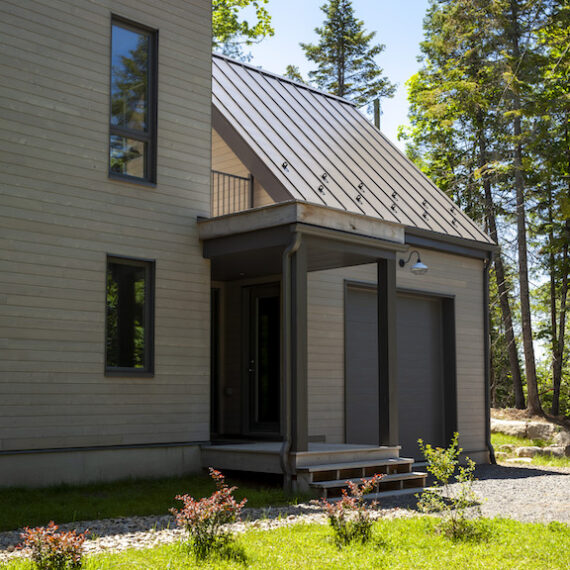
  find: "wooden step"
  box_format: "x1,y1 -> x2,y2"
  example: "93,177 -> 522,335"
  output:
299,458 -> 414,483
310,471 -> 427,499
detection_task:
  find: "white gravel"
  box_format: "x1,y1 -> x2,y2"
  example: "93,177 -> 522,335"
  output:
1,463 -> 568,565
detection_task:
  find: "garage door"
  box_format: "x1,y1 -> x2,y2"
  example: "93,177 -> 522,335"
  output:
345,287 -> 446,458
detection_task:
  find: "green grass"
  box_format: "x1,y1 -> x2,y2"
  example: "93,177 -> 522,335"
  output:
491,432 -> 548,448
0,473 -> 307,533
5,517 -> 570,569
491,433 -> 570,468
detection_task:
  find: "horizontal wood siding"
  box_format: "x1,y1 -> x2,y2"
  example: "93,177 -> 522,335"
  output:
307,250 -> 486,455
0,0 -> 212,453
211,128 -> 274,211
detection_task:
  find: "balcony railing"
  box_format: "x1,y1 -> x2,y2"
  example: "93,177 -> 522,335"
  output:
211,170 -> 253,217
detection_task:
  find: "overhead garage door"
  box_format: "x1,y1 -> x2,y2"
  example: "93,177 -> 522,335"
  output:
345,286 -> 447,458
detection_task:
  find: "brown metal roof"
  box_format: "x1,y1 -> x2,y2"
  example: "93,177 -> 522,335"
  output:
212,54 -> 493,246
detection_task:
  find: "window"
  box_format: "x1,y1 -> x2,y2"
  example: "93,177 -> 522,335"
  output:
109,18 -> 157,183
105,256 -> 154,375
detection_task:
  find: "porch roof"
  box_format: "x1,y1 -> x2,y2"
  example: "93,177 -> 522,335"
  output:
212,53 -> 494,247
198,201 -> 408,280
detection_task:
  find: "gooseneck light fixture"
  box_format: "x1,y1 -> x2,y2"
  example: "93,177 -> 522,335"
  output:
399,250 -> 428,275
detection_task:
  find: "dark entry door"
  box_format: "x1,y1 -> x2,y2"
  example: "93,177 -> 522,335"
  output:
247,284 -> 280,435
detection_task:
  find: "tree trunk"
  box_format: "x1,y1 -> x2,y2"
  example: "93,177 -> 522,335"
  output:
553,115 -> 570,415
478,124 -> 525,408
510,0 -> 541,415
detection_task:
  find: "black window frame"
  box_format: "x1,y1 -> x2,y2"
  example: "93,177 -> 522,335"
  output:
105,255 -> 155,377
109,16 -> 158,185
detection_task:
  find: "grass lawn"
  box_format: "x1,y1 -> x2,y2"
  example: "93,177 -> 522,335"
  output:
0,473 -> 307,533
491,433 -> 570,468
5,517 -> 570,569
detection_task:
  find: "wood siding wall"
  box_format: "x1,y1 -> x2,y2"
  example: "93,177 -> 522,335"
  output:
0,0 -> 212,455
307,252 -> 486,456
212,129 -> 273,209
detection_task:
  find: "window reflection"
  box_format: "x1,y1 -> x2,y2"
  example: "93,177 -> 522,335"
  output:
106,260 -> 148,369
110,135 -> 146,178
111,24 -> 149,132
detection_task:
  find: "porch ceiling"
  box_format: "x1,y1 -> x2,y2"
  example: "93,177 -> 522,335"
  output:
198,201 -> 407,281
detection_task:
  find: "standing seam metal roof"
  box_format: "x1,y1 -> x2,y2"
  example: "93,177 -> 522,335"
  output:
212,53 -> 493,245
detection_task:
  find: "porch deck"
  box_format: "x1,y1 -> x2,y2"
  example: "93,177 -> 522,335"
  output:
201,441 -> 402,474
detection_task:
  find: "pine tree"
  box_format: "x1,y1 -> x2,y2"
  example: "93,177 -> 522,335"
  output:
300,0 -> 395,107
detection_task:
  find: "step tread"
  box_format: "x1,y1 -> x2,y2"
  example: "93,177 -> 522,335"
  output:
298,458 -> 413,473
310,471 -> 427,489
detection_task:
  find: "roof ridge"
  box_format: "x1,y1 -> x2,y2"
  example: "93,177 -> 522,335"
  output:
212,52 -> 356,107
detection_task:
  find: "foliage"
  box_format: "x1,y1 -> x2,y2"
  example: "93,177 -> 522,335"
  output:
18,522 -> 88,570
170,468 -> 247,560
299,0 -> 395,107
212,0 -> 273,61
283,65 -> 305,84
316,474 -> 382,547
417,433 -> 487,541
7,517 -> 570,569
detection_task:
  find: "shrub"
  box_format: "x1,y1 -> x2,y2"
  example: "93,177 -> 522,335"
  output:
318,474 -> 383,547
417,433 -> 488,541
170,468 -> 247,560
18,521 -> 88,570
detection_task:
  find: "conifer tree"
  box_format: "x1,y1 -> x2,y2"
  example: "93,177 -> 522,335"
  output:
300,0 -> 395,107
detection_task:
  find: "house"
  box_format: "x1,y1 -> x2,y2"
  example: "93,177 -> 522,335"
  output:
0,1 -> 495,491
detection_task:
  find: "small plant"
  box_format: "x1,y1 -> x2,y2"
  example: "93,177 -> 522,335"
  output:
18,521 -> 88,570
171,468 -> 247,560
318,474 -> 383,547
417,433 -> 487,541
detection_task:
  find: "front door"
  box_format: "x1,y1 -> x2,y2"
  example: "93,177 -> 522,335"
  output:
246,284 -> 281,435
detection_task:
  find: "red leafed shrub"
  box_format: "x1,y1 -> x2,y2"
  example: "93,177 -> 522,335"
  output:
171,468 -> 247,559
318,474 -> 383,547
18,521 -> 88,570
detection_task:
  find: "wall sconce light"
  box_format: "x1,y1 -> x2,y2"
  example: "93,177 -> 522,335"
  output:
399,250 -> 428,275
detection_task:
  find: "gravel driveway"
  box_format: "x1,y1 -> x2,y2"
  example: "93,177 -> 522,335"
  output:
1,463 -> 568,564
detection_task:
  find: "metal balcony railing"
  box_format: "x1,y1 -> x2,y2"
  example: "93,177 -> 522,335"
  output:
211,170 -> 253,216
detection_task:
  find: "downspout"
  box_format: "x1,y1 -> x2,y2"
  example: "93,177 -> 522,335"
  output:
280,231 -> 302,490
483,254 -> 496,464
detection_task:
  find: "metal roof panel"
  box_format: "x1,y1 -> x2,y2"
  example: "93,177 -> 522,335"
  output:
212,54 -> 493,246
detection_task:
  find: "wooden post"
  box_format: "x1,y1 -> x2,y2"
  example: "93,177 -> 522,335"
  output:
290,242 -> 308,452
377,258 -> 398,446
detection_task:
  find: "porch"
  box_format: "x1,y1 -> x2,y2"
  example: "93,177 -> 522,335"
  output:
198,201 -> 423,492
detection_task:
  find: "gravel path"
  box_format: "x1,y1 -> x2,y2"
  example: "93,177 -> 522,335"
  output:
1,463 -> 568,564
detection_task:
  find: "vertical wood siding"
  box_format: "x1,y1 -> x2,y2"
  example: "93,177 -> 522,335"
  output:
307,252 -> 486,455
0,0 -> 212,452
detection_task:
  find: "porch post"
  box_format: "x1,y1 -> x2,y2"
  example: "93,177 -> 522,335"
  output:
378,258 -> 399,446
290,241 -> 308,452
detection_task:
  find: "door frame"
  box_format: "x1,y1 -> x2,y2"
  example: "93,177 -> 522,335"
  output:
241,282 -> 282,438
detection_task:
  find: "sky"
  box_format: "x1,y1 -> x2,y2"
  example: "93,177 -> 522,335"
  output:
245,0 -> 430,150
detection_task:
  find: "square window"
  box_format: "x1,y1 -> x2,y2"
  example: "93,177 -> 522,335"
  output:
109,18 -> 157,183
105,257 -> 154,375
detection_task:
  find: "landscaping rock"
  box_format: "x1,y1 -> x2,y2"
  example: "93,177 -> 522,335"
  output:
497,444 -> 516,452
494,451 -> 508,460
516,446 -> 542,458
526,422 -> 556,441
491,419 -> 528,438
539,446 -> 565,458
553,430 -> 570,447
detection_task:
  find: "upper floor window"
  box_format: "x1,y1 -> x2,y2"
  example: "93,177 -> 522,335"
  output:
109,18 -> 157,183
